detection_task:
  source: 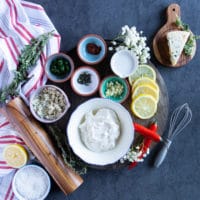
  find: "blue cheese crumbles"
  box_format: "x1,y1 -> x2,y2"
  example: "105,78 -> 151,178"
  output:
32,87 -> 66,120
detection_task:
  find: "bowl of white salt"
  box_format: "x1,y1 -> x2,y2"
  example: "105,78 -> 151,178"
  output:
12,165 -> 51,200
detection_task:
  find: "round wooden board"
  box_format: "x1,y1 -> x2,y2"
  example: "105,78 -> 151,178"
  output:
48,41 -> 169,170
153,3 -> 196,67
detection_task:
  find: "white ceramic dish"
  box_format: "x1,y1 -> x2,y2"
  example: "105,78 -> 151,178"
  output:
30,85 -> 70,123
110,50 -> 138,78
71,66 -> 100,96
12,165 -> 51,200
67,98 -> 134,166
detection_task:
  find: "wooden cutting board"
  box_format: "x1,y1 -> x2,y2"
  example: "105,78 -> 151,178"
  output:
52,42 -> 169,170
153,3 -> 196,67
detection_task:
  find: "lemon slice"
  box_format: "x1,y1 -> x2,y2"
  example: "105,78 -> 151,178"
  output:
128,64 -> 156,85
3,144 -> 28,168
132,77 -> 159,92
131,94 -> 157,119
132,84 -> 159,102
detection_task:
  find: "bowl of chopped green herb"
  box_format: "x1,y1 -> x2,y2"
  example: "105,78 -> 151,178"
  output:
45,53 -> 74,83
71,66 -> 100,96
99,75 -> 130,103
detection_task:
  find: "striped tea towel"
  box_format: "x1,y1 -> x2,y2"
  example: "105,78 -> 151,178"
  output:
0,0 -> 61,199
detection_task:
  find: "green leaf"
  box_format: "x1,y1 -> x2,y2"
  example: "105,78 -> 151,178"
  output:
0,31 -> 53,105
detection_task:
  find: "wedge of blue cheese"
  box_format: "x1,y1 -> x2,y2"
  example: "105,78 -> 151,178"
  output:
166,31 -> 190,65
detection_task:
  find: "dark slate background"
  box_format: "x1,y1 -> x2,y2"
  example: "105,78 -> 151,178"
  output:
30,0 -> 200,199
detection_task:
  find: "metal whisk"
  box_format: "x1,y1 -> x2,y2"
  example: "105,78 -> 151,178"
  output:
154,103 -> 192,168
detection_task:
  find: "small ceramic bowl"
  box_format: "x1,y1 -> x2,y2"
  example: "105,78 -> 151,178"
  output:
77,34 -> 107,65
99,75 -> 130,103
30,85 -> 70,123
12,165 -> 51,200
45,53 -> 74,83
71,66 -> 100,96
110,50 -> 138,78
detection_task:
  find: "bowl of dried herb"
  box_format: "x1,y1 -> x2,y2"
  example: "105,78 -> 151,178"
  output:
70,66 -> 100,96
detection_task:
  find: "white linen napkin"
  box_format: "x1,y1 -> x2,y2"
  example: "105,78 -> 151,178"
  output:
0,0 -> 61,199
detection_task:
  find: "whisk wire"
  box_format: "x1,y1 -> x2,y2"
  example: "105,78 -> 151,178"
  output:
167,103 -> 192,140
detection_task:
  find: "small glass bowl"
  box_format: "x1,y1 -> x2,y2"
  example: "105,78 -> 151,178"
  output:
99,75 -> 130,103
77,34 -> 107,65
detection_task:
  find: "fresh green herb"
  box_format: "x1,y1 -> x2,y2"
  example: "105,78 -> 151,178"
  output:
184,35 -> 195,56
175,16 -> 199,56
77,72 -> 91,86
50,57 -> 70,76
46,125 -> 87,175
0,31 -> 53,105
175,16 -> 189,31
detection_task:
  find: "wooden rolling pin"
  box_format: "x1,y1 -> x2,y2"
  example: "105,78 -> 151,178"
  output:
5,97 -> 83,195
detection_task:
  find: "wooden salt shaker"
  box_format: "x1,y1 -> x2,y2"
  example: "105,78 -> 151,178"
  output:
5,97 -> 83,195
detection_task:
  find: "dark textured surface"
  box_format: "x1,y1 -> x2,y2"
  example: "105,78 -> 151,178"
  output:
30,0 -> 200,199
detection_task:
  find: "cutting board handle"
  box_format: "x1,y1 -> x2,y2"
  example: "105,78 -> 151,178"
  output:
166,3 -> 181,24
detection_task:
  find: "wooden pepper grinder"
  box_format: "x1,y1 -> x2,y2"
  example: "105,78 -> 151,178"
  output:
5,97 -> 83,195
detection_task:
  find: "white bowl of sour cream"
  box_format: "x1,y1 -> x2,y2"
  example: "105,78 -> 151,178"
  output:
67,98 -> 134,166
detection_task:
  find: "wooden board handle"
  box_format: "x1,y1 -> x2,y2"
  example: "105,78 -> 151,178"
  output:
166,3 -> 180,24
5,97 -> 83,195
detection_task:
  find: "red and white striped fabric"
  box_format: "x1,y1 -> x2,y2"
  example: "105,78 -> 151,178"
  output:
0,0 -> 61,199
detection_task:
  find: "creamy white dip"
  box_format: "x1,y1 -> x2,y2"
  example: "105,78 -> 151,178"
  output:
79,108 -> 120,152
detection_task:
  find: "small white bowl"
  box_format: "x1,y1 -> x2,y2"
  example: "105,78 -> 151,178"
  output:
110,50 -> 138,78
30,85 -> 70,123
12,165 -> 51,200
71,66 -> 100,96
67,98 -> 134,166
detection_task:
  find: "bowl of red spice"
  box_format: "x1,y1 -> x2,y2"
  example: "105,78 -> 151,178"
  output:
45,53 -> 74,83
71,66 -> 100,96
77,34 -> 107,65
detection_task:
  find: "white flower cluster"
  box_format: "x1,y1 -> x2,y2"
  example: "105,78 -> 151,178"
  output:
120,145 -> 150,164
109,25 -> 150,64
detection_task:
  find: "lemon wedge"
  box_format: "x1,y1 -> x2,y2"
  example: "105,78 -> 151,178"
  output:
128,64 -> 156,85
132,84 -> 159,102
131,94 -> 157,119
132,77 -> 159,92
3,144 -> 28,168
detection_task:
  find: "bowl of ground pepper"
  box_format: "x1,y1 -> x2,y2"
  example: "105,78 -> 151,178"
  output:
71,66 -> 100,96
45,53 -> 74,83
77,34 -> 107,65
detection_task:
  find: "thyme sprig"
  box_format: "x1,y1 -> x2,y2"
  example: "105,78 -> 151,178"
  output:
175,17 -> 199,56
0,31 -> 53,104
46,125 -> 87,175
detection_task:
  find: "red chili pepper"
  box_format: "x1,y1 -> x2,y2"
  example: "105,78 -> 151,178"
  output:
128,121 -> 158,170
133,122 -> 162,142
142,121 -> 157,152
